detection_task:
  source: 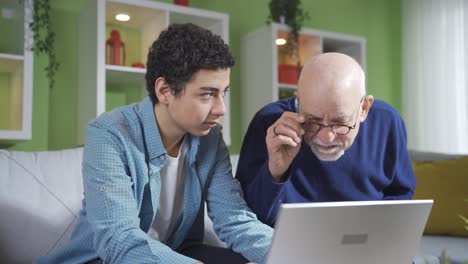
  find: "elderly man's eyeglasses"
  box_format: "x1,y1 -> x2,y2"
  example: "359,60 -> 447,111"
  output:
302,98 -> 364,136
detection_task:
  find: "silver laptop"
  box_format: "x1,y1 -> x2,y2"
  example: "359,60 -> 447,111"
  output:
266,200 -> 433,264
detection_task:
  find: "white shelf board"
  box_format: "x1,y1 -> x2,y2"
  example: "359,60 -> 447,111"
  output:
0,129 -> 30,140
105,64 -> 146,86
0,53 -> 24,61
106,64 -> 146,73
278,83 -> 298,90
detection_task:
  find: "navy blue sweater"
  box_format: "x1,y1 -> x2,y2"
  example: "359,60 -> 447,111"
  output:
235,97 -> 416,226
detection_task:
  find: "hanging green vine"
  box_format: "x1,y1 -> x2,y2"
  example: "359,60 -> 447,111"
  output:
22,0 -> 60,89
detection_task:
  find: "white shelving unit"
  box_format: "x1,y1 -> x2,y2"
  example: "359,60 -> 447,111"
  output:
240,23 -> 366,136
78,0 -> 231,145
0,0 -> 33,140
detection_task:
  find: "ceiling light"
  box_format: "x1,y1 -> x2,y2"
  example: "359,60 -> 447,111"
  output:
276,38 -> 287,45
115,13 -> 130,22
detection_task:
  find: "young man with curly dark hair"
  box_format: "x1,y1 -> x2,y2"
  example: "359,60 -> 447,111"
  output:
37,23 -> 273,264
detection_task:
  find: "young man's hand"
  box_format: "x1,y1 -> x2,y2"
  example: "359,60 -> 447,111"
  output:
266,112 -> 305,182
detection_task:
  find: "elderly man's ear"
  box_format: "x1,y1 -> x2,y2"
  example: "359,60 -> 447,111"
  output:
359,95 -> 374,122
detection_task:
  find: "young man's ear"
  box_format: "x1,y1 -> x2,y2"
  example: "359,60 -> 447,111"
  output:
155,77 -> 171,104
359,95 -> 374,122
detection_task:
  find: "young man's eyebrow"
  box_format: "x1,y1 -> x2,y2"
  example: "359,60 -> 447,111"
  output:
199,85 -> 230,92
199,87 -> 219,92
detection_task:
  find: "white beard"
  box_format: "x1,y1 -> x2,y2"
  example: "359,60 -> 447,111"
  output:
308,138 -> 345,161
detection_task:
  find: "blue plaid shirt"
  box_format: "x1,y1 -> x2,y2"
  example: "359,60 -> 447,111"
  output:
37,97 -> 273,264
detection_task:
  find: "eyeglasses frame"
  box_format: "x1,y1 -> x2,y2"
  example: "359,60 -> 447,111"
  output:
302,96 -> 365,136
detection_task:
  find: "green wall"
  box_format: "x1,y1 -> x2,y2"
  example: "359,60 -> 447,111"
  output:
1,0 -> 402,153
47,9 -> 79,150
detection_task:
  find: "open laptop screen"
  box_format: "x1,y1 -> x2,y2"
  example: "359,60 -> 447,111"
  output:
266,200 -> 433,264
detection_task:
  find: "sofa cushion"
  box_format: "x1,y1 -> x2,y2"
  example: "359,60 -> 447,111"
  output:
412,157 -> 468,237
0,148 -> 84,263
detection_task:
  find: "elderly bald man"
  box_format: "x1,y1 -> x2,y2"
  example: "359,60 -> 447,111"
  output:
235,52 -> 416,226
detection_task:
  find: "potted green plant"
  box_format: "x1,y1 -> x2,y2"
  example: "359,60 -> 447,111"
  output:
267,0 -> 309,78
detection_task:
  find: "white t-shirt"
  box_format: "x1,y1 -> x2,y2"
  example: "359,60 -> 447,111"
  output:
148,137 -> 187,243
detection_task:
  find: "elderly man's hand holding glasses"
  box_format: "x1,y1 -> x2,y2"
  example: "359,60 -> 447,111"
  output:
267,112 -> 305,182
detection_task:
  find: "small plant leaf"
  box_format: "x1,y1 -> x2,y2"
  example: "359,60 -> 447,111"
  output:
460,214 -> 468,224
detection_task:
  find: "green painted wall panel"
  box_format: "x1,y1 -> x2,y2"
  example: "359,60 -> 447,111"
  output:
0,16 -> 16,54
47,9 -> 79,150
0,4 -> 23,55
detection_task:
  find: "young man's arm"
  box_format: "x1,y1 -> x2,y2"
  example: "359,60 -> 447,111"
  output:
205,128 -> 274,263
82,123 -> 198,263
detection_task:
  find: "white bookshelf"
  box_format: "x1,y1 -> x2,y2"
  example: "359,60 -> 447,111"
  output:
240,23 -> 366,136
0,0 -> 33,141
78,0 -> 231,145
